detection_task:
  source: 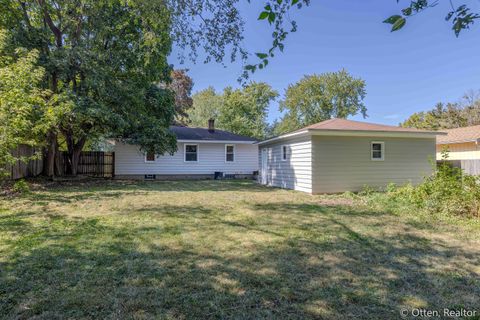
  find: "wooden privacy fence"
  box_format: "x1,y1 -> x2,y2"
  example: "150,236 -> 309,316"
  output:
7,148 -> 114,180
8,145 -> 43,180
59,151 -> 114,177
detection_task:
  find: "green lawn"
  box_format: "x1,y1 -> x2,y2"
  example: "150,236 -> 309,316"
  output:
1,180 -> 479,319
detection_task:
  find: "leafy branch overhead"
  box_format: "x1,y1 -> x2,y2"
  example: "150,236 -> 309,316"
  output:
384,0 -> 480,36
243,0 -> 310,80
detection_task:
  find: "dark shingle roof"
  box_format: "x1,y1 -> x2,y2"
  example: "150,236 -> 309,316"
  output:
170,126 -> 257,142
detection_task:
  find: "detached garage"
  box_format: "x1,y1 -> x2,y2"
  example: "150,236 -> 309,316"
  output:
257,118 -> 444,194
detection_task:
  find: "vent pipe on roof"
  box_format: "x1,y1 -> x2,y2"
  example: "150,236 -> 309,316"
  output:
208,119 -> 215,133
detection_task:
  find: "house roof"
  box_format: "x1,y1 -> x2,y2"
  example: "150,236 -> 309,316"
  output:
436,125 -> 480,144
298,118 -> 439,133
170,126 -> 257,142
259,118 -> 444,145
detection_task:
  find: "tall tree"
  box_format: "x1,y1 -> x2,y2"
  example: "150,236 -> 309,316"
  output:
269,113 -> 302,137
275,70 -> 367,134
0,30 -> 60,178
219,82 -> 278,139
1,0 -> 178,176
401,91 -> 480,130
165,69 -> 194,125
188,87 -> 223,128
188,83 -> 278,139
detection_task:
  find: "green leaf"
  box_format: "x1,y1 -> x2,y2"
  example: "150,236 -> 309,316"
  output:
255,52 -> 268,59
292,0 -> 299,5
402,7 -> 412,16
383,15 -> 402,25
391,17 -> 406,31
258,11 -> 269,20
268,12 -> 276,24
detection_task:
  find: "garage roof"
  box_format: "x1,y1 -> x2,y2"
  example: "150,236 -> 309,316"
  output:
259,118 -> 444,145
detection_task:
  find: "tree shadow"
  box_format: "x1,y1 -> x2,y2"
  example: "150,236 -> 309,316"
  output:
1,202 -> 479,319
17,180 -> 274,205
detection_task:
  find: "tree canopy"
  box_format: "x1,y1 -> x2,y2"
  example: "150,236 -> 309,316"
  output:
401,91 -> 480,130
188,83 -> 278,139
189,87 -> 224,128
0,0 -> 310,176
0,30 -> 56,177
164,69 -> 194,126
1,0 -> 180,175
220,83 -> 278,139
272,70 -> 367,135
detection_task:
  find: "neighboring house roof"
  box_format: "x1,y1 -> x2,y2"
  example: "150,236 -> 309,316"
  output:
170,126 -> 257,143
436,125 -> 480,145
259,118 -> 444,145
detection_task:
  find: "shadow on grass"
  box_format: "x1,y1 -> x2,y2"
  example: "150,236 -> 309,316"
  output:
20,180 -> 272,204
1,202 -> 479,319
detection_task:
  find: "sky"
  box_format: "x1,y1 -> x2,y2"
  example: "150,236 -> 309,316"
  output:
169,0 -> 480,126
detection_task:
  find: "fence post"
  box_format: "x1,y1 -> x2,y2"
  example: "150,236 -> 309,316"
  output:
112,152 -> 115,178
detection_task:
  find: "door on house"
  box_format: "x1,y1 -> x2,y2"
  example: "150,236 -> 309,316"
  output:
261,148 -> 268,185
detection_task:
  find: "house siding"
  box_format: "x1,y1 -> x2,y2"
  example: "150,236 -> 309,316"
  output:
258,136 -> 312,193
114,142 -> 258,176
436,142 -> 480,160
312,136 -> 435,193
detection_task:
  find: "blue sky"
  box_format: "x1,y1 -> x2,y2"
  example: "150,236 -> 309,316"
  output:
170,0 -> 480,125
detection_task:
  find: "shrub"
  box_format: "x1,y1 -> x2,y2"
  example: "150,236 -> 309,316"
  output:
359,185 -> 376,196
12,179 -> 30,194
388,160 -> 480,218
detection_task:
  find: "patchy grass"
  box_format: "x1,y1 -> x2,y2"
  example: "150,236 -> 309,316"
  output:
0,180 -> 479,319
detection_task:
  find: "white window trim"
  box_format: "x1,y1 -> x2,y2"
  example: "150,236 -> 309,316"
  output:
145,151 -> 155,163
225,144 -> 235,163
184,143 -> 199,162
371,141 -> 385,161
281,145 -> 288,161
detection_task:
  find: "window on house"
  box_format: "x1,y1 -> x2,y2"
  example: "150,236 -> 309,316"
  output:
225,145 -> 235,162
185,144 -> 198,162
145,150 -> 155,162
282,145 -> 288,161
371,142 -> 384,161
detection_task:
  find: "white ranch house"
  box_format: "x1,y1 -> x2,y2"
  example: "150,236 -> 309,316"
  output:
114,120 -> 258,180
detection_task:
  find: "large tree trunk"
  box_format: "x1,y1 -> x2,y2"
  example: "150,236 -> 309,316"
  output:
64,133 -> 87,176
54,143 -> 62,176
43,131 -> 57,178
70,146 -> 83,176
